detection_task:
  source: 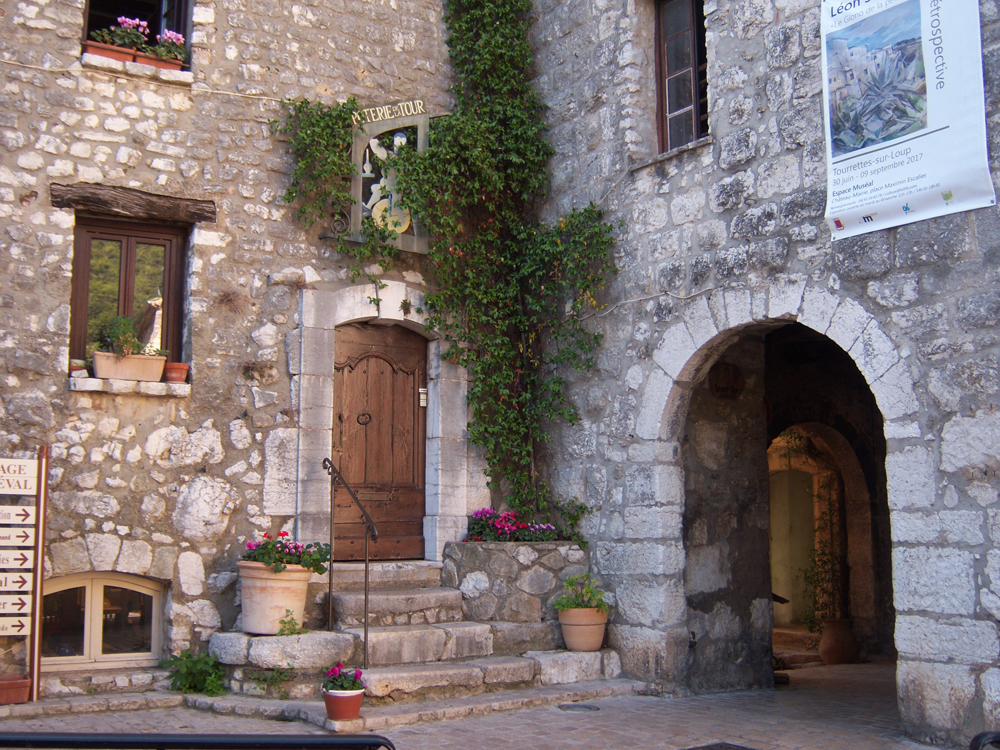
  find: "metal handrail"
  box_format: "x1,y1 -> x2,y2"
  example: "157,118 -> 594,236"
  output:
0,734 -> 395,750
323,457 -> 378,669
971,732 -> 1000,750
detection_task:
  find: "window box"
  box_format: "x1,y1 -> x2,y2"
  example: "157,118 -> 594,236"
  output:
132,50 -> 184,71
81,40 -> 136,63
92,352 -> 166,382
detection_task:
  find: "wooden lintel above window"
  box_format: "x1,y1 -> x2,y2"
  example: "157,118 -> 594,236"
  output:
50,183 -> 216,225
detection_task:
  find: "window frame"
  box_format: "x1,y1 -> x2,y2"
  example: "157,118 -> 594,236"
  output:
70,218 -> 187,364
81,0 -> 192,52
655,0 -> 709,153
41,573 -> 164,671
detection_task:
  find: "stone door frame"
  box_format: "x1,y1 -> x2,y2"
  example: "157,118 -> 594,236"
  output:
290,280 -> 470,560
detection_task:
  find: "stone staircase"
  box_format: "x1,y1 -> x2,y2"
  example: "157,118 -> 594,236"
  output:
772,625 -> 824,670
209,560 -> 631,709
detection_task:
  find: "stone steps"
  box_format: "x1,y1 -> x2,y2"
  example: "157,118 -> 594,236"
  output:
332,586 -> 463,627
325,560 -> 443,591
342,622 -> 493,665
186,676 -> 644,733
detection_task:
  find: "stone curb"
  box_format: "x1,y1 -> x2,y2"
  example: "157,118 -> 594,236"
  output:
185,678 -> 645,732
0,691 -> 185,720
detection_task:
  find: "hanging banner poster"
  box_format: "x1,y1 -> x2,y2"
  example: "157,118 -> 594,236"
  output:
821,0 -> 996,238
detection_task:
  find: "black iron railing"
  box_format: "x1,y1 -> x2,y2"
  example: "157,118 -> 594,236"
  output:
323,457 -> 378,669
972,732 -> 1000,750
0,734 -> 395,750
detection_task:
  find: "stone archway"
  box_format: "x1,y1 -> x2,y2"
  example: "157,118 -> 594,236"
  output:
603,280 -> 928,707
288,281 -> 472,561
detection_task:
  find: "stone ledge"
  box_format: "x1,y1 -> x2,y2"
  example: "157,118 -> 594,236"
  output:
0,691 -> 184,720
81,53 -> 194,85
69,378 -> 191,398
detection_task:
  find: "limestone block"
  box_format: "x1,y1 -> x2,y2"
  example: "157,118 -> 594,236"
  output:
172,476 -> 236,542
363,662 -> 483,698
436,622 -> 493,659
248,632 -> 356,669
825,296 -> 871,354
982,668 -> 1000,727
50,537 -> 91,576
229,419 -> 252,450
52,490 -> 120,518
262,428 -> 298,515
116,541 -> 152,575
635,370 -> 674,441
896,615 -> 998,664
177,551 -> 206,596
497,592 -> 542,622
345,625 -> 446,665
593,541 -> 684,576
886,446 -> 935,510
460,571 -> 489,598
490,621 -> 562,655
475,656 -> 536,683
524,650 -> 601,685
602,649 -> 622,678
85,533 -> 120,571
652,323 -> 697,380
872,359 -> 920,420
298,375 -> 334,430
723,287 -> 753,329
891,511 -> 984,545
897,660 -> 976,737
615,577 -> 686,628
187,599 -> 222,629
144,425 -> 223,468
768,274 -> 807,319
941,410 -> 1000,472
517,567 -> 555,595
623,506 -> 682,540
849,320 -> 900,383
149,547 -> 179,580
685,543 -> 731,594
893,547 -> 975,615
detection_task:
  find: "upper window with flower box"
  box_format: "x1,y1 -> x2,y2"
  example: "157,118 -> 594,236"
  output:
82,0 -> 190,69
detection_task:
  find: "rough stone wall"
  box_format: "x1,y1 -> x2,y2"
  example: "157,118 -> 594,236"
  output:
0,0 -> 455,660
683,338 -> 771,693
532,0 -> 1000,742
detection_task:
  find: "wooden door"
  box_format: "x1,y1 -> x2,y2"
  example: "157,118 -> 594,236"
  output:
332,323 -> 426,560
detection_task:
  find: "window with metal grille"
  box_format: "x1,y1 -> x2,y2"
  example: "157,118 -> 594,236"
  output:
656,0 -> 709,152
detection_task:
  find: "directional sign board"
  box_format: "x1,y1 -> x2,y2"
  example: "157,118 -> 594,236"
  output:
0,460 -> 36,496
0,551 -> 32,569
0,596 -> 30,614
0,573 -> 32,593
0,528 -> 34,547
0,507 -> 35,526
0,617 -> 30,636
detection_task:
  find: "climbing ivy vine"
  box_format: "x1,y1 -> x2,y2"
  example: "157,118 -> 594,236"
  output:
276,0 -> 615,526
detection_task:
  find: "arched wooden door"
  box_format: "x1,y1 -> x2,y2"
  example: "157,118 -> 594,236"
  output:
332,323 -> 426,560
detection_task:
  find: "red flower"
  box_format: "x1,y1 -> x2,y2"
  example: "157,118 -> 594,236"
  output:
278,531 -> 289,537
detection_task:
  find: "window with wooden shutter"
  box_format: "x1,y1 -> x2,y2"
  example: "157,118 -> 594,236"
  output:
656,0 -> 709,153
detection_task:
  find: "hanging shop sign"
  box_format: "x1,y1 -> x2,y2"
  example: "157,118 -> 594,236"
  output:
821,0 -> 995,238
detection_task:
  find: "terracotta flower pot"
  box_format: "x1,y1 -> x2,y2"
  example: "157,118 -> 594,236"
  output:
818,619 -> 858,665
237,560 -> 311,635
0,675 -> 30,705
92,352 -> 166,382
322,689 -> 364,721
164,362 -> 190,383
82,41 -> 136,63
132,50 -> 184,70
558,607 -> 608,651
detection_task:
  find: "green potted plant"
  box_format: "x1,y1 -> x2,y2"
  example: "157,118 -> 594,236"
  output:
320,662 -> 365,722
91,316 -> 167,382
237,531 -> 331,635
552,574 -> 610,652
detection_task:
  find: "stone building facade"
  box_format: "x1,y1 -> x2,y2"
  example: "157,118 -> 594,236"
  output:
1,0 -> 1000,745
531,0 -> 1000,744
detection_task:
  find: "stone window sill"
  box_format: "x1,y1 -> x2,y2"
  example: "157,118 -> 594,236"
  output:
81,53 -> 194,86
69,377 -> 190,398
631,135 -> 714,172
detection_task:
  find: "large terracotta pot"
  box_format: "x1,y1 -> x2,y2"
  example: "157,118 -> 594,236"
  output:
0,675 -> 29,705
322,689 -> 364,721
92,352 -> 166,382
558,607 -> 608,651
819,618 -> 858,665
237,560 -> 312,635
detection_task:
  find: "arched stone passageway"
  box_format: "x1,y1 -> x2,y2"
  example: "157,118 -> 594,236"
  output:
600,283 -> 925,707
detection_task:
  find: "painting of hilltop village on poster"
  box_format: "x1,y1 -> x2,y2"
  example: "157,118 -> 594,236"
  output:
820,0 -> 994,238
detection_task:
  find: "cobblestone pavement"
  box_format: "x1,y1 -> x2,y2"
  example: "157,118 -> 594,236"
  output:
0,662 -> 945,750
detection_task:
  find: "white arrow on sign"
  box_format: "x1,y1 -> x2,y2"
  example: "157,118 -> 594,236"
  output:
0,595 -> 30,613
0,507 -> 35,525
0,573 -> 32,592
0,551 -> 33,569
0,617 -> 30,636
0,528 -> 34,547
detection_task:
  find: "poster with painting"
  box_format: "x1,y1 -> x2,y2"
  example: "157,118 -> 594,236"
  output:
821,0 -> 994,238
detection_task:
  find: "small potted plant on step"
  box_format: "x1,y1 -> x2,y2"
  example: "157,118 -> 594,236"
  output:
321,662 -> 365,722
238,531 -> 331,635
91,315 -> 167,382
553,574 -> 610,652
